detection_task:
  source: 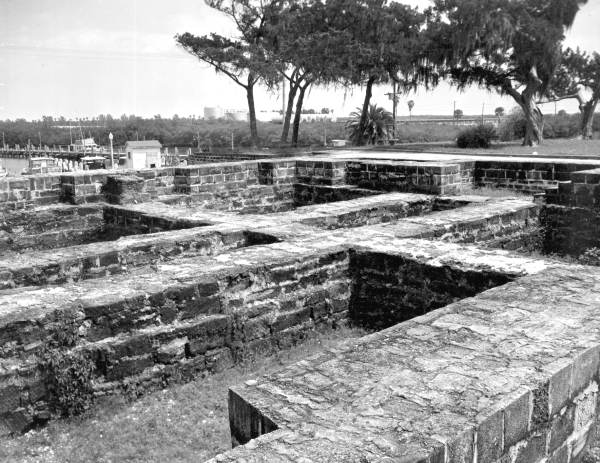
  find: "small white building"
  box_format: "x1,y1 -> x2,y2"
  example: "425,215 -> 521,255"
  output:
124,140 -> 162,169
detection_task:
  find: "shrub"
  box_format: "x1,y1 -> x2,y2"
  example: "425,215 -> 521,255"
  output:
41,349 -> 95,417
499,108 -> 583,141
544,113 -> 580,139
39,313 -> 95,417
498,109 -> 527,141
456,124 -> 497,148
393,123 -> 462,143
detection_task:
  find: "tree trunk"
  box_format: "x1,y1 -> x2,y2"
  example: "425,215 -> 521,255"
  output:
520,99 -> 544,147
246,76 -> 259,147
355,76 -> 377,146
291,81 -> 311,147
581,99 -> 598,140
281,81 -> 299,143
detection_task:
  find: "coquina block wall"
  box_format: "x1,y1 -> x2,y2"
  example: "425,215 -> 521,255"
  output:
4,153 -> 600,458
221,265 -> 600,463
0,192 -> 539,434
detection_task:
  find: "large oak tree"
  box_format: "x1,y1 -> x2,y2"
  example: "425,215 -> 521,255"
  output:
425,0 -> 588,146
545,47 -> 600,139
329,0 -> 423,146
175,1 -> 280,146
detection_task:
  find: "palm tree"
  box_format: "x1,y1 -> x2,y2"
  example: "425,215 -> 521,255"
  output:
407,100 -> 415,119
347,104 -> 394,145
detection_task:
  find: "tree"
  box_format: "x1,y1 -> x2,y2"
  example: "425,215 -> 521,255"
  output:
407,100 -> 414,119
176,1 -> 280,146
263,0 -> 351,146
545,47 -> 600,139
495,107 -> 505,117
347,104 -> 394,145
425,0 -> 588,146
454,109 -> 463,119
336,1 -> 423,146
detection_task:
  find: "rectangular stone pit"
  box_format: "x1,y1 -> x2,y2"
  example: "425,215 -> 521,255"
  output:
222,264 -> 600,463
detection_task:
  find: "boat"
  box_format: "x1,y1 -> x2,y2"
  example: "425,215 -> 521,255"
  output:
70,137 -> 103,153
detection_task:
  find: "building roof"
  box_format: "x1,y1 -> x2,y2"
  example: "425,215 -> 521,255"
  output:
125,140 -> 162,149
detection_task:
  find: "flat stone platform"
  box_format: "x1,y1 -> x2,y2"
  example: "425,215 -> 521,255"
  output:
217,264 -> 600,462
323,150 -> 600,165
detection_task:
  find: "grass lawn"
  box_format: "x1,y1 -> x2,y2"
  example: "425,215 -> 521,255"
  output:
377,137 -> 600,158
0,326 -> 367,463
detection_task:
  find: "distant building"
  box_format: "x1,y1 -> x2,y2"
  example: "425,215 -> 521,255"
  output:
123,140 -> 162,169
204,107 -> 224,120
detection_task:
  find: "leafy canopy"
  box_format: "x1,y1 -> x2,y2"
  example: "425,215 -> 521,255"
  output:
425,0 -> 588,97
549,47 -> 600,100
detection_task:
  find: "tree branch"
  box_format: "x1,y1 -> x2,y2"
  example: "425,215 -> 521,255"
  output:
537,92 -> 585,106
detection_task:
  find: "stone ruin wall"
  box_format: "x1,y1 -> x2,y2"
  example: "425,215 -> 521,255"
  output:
2,155 -> 600,462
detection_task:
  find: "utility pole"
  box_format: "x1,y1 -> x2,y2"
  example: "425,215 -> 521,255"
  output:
481,103 -> 485,124
109,132 -> 114,169
453,101 -> 456,124
385,82 -> 399,139
38,132 -> 42,150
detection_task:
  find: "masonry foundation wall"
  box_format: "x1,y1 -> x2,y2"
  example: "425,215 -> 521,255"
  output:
0,228 -> 280,289
345,160 -> 466,194
0,204 -> 105,253
0,174 -> 62,210
0,248 -> 352,433
474,161 -> 600,193
349,250 -> 512,330
540,205 -> 600,256
222,266 -> 600,463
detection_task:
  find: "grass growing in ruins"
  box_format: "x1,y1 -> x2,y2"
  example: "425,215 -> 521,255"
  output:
0,326 -> 367,463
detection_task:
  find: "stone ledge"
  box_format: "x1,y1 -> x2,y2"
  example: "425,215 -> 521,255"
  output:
220,266 -> 600,462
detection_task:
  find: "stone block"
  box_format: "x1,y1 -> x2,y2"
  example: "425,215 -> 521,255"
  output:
105,355 -> 154,380
571,347 -> 600,395
504,390 -> 531,449
514,430 -> 548,463
549,404 -> 575,453
205,347 -> 234,373
476,409 -> 504,462
156,337 -> 188,364
549,362 -> 573,415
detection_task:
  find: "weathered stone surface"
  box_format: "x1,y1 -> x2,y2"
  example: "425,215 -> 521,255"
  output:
2,153 -> 600,462
219,266 -> 600,462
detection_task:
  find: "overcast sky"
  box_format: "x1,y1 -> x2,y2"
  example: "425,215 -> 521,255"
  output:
1,0 -> 598,120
